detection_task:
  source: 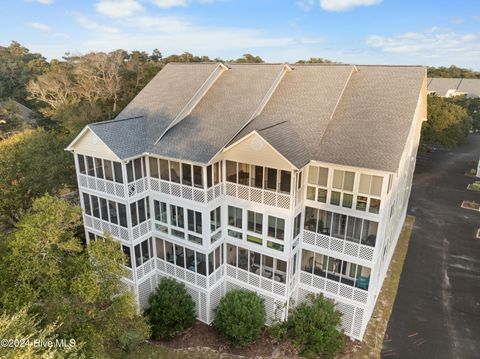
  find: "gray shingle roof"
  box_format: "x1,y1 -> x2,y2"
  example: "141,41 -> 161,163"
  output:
457,78 -> 480,97
83,63 -> 426,173
427,77 -> 461,96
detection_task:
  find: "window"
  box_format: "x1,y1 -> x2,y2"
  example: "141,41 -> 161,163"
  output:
293,213 -> 301,238
104,160 -> 113,181
210,207 -> 221,232
227,244 -> 237,266
134,158 -> 143,180
170,161 -> 180,183
356,196 -> 368,211
359,174 -> 383,196
238,163 -> 250,185
149,157 -> 159,178
228,206 -> 242,228
95,158 -> 104,179
118,204 -> 127,227
175,244 -> 185,268
265,168 -> 277,191
134,237 -> 152,267
369,199 -> 381,214
280,171 -> 291,193
197,253 -> 206,275
100,198 -> 108,221
253,165 -> 263,188
267,241 -> 284,251
170,205 -> 184,228
154,200 -> 167,223
122,245 -> 132,268
160,159 -> 169,181
213,162 -> 221,185
193,165 -> 203,188
207,165 -> 213,188
330,191 -> 341,206
308,166 -> 329,186
155,237 -> 165,260
332,170 -> 355,191
332,213 -> 347,239
306,186 -> 316,200
86,156 -> 95,176
342,193 -> 353,208
317,188 -> 327,203
226,161 -> 237,183
268,216 -> 285,240
78,154 -> 86,174
187,209 -> 202,234
91,196 -> 99,218
247,235 -> 262,245
113,162 -> 123,183
247,211 -> 263,234
130,198 -> 149,227
82,193 -> 91,215
181,163 -> 192,186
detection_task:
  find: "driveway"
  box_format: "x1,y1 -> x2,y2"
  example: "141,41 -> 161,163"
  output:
382,135 -> 480,359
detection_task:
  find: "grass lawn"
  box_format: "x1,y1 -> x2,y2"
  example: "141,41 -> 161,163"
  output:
352,215 -> 415,359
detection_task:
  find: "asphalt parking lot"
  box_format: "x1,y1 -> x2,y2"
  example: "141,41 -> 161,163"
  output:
382,135 -> 480,359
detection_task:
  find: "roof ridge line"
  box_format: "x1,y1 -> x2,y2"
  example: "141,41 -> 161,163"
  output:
154,63 -> 228,145
206,63 -> 291,164
89,115 -> 144,126
317,65 -> 357,150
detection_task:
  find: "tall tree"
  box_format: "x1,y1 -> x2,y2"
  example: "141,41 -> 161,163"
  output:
427,65 -> 480,79
232,54 -> 264,63
422,95 -> 471,149
0,195 -> 150,357
0,129 -> 74,227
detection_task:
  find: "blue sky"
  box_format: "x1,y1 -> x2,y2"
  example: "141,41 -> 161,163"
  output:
1,0 -> 479,69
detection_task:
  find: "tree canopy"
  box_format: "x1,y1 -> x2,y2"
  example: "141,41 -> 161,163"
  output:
427,65 -> 480,79
0,195 -> 150,357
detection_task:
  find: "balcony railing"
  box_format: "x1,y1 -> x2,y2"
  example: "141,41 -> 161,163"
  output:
225,182 -> 291,209
132,220 -> 151,240
83,214 -> 130,242
150,178 -> 223,204
225,264 -> 287,297
136,258 -> 155,280
78,173 -> 126,198
299,270 -> 368,304
303,230 -> 375,262
128,178 -> 149,197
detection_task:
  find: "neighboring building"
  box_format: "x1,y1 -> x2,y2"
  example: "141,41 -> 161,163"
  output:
66,63 -> 427,340
427,77 -> 480,98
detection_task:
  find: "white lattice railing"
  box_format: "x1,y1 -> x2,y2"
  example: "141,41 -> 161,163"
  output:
83,214 -> 130,241
132,220 -> 151,240
128,178 -> 149,197
225,182 -> 291,209
156,259 -> 208,289
207,265 -> 224,288
302,230 -> 375,262
136,258 -> 155,280
299,271 -> 368,304
150,178 -> 223,204
78,173 -> 126,198
225,264 -> 287,297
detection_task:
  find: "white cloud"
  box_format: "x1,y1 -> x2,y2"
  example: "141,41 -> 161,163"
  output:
320,0 -> 382,12
151,0 -> 188,9
27,22 -> 51,31
95,0 -> 144,18
75,15 -> 119,33
365,29 -> 480,67
296,0 -> 315,11
26,0 -> 54,4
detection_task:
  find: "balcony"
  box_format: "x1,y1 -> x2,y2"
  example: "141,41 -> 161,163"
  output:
225,264 -> 286,297
156,258 -> 224,289
83,214 -> 129,242
303,230 -> 375,262
299,270 -> 368,304
150,178 -> 223,204
225,182 -> 291,209
78,173 -> 126,198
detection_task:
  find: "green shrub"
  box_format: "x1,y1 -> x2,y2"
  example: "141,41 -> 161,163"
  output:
145,277 -> 196,340
287,294 -> 345,359
214,290 -> 265,347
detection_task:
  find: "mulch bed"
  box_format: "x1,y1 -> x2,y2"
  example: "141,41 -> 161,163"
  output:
156,321 -> 360,358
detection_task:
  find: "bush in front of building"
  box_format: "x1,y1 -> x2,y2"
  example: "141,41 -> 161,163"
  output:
287,293 -> 345,359
145,277 -> 196,339
214,289 -> 266,347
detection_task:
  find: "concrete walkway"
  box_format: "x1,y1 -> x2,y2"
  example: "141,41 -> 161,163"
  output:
382,135 -> 480,359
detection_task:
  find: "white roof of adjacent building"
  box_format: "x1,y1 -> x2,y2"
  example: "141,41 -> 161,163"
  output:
68,63 -> 426,173
427,77 -> 480,97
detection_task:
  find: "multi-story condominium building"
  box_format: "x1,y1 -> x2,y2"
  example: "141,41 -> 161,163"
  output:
427,77 -> 480,98
66,63 -> 426,340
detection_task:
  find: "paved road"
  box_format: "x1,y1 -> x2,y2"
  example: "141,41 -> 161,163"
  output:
382,135 -> 480,359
